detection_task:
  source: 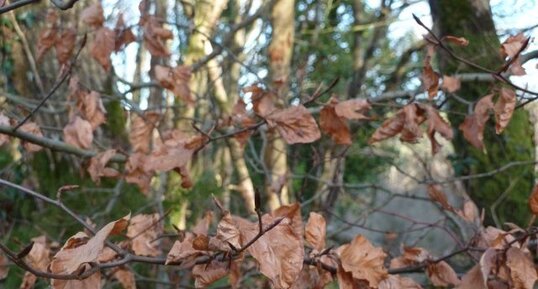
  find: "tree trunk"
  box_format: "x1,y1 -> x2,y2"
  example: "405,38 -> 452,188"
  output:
429,0 -> 535,225
265,0 -> 295,210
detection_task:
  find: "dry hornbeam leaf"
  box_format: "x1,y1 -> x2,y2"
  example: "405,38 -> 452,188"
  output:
87,149 -> 119,184
126,214 -> 162,257
320,98 -> 352,145
265,105 -> 321,144
154,65 -> 193,104
338,235 -> 387,288
19,122 -> 44,152
50,214 -> 130,289
63,116 -> 93,149
494,87 -> 516,134
459,94 -> 494,150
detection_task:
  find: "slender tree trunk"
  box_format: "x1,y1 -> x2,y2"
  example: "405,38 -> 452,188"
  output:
265,0 -> 295,210
429,0 -> 535,225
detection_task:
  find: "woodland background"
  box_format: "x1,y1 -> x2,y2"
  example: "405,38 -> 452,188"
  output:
0,0 -> 538,288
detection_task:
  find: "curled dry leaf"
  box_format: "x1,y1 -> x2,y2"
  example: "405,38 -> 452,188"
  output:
113,268 -> 136,289
19,122 -> 44,152
125,152 -> 153,195
246,85 -> 276,118
36,28 -> 57,61
21,236 -> 51,289
80,2 -> 104,27
369,104 -> 426,145
0,113 -> 10,145
455,265 -> 486,289
441,75 -> 461,93
334,98 -> 371,120
459,94 -> 494,150
271,203 -> 303,242
154,65 -> 193,104
506,247 -> 537,289
63,116 -> 93,149
235,214 -> 305,289
320,98 -> 352,145
427,184 -> 454,212
50,214 -> 130,289
126,214 -> 162,257
114,14 -> 136,51
338,235 -> 387,288
422,46 -> 440,100
426,261 -> 460,287
166,232 -> 205,267
142,16 -> 173,57
443,35 -> 469,46
90,27 -> 115,71
336,264 -> 369,289
422,105 -> 453,154
129,112 -> 160,154
211,211 -> 241,251
192,259 -> 230,288
305,212 -> 326,252
88,149 -> 119,184
390,246 -> 431,269
528,184 -> 538,215
500,33 -> 527,59
265,105 -> 321,144
456,199 -> 480,223
77,91 -> 107,130
55,28 -> 77,65
509,57 -> 526,75
494,87 -> 516,134
379,275 -> 423,289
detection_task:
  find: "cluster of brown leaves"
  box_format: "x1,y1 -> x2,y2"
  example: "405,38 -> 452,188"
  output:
368,103 -> 453,154
81,3 -> 135,71
12,213 -> 162,289
36,11 -> 76,65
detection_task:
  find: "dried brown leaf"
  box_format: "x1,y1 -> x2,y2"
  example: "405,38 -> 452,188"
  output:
422,105 -> 453,154
114,14 -> 136,51
444,35 -> 469,46
247,85 -> 276,118
36,28 -> 57,61
113,268 -> 136,289
129,112 -> 160,153
55,28 -> 76,65
125,152 -> 153,195
455,265 -> 486,289
63,116 -> 93,149
390,247 -> 431,269
88,149 -> 118,184
236,214 -> 304,289
142,16 -> 173,57
50,215 -> 130,289
506,247 -> 537,289
80,3 -> 104,27
126,214 -> 162,256
77,91 -> 107,130
500,33 -> 527,59
494,87 -> 516,134
379,275 -> 423,289
19,122 -> 44,152
192,259 -> 229,288
338,235 -> 388,287
266,105 -> 321,144
427,184 -> 454,212
90,27 -> 115,71
334,98 -> 371,120
320,98 -> 352,145
154,65 -> 193,104
426,261 -> 460,287
441,75 -> 461,93
305,212 -> 326,252
422,48 -> 440,100
459,94 -> 494,150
